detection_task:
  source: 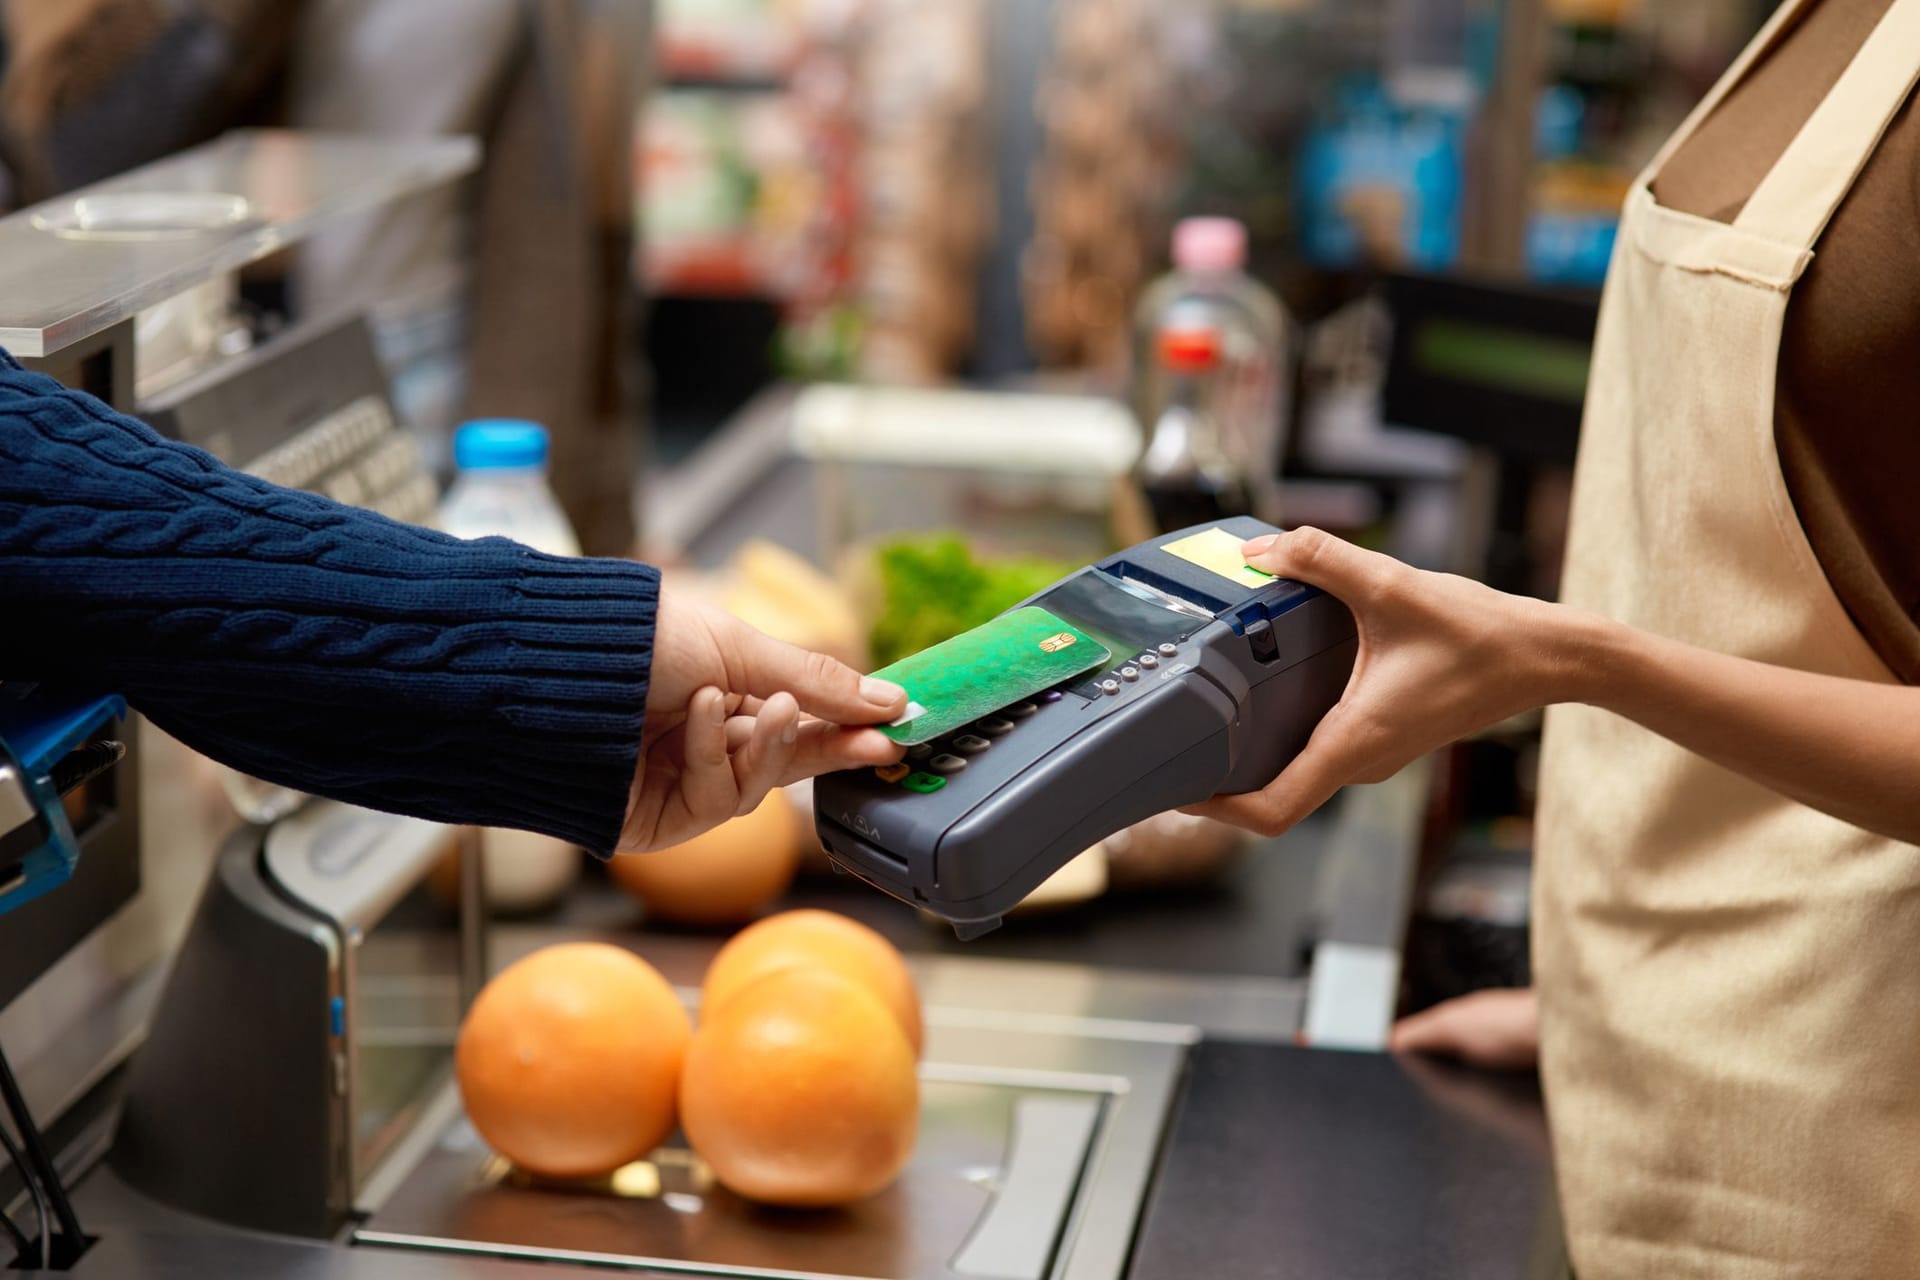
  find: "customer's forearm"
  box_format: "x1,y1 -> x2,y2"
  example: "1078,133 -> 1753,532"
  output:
0,351 -> 656,854
1546,608 -> 1920,845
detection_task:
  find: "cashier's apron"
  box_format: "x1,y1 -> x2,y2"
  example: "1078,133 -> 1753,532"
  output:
1534,0 -> 1920,1275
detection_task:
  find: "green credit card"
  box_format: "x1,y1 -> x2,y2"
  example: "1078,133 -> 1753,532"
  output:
871,606 -> 1111,745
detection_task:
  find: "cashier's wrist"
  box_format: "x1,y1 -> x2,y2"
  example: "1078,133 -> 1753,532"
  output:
1528,603 -> 1632,712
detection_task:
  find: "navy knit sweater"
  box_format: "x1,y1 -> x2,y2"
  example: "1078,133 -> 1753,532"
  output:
0,349 -> 656,856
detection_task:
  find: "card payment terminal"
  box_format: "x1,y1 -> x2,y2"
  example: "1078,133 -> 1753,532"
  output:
815,517 -> 1358,936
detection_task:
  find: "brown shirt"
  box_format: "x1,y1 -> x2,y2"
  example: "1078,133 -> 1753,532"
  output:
1651,0 -> 1920,684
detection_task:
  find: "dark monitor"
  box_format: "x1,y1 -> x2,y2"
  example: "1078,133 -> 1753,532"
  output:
1380,272 -> 1600,467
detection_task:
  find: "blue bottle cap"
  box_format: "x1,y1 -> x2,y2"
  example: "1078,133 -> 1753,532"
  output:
453,419 -> 549,471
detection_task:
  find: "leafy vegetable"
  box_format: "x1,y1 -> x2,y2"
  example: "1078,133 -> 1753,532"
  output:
868,535 -> 1076,668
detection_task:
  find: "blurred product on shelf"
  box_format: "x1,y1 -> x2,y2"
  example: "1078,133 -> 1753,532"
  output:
851,0 -> 991,383
657,0 -> 808,81
1131,217 -> 1291,525
438,420 -> 585,914
640,0 -> 990,396
1297,75 -> 1470,272
640,90 -> 824,299
1524,0 -> 1767,288
1024,0 -> 1185,370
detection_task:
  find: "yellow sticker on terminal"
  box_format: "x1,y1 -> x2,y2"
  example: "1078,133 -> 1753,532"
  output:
1162,527 -> 1276,589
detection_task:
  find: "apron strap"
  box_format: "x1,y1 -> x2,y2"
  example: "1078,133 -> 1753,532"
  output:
1637,0 -> 1811,190
1733,0 -> 1920,250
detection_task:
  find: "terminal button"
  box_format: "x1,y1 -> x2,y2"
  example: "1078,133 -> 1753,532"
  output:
1038,690 -> 1065,704
902,772 -> 947,794
1157,642 -> 1179,657
1137,653 -> 1159,668
906,743 -> 934,761
952,734 -> 992,754
1005,701 -> 1039,719
929,754 -> 969,774
874,763 -> 911,784
975,715 -> 1015,736
1099,679 -> 1121,696
1120,666 -> 1140,682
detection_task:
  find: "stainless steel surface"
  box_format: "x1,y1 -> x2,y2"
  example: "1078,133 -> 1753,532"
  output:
262,803 -> 470,1208
949,1097 -> 1101,1280
68,1219 -> 567,1279
342,929 -> 1196,1280
357,1018 -> 1183,1280
264,803 -> 456,936
1301,758 -> 1429,1050
643,384 -> 799,554
0,761 -> 33,837
0,130 -> 478,357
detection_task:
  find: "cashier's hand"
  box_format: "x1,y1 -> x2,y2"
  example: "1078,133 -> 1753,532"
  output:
1391,988 -> 1540,1071
1187,528 -> 1562,838
619,591 -> 908,852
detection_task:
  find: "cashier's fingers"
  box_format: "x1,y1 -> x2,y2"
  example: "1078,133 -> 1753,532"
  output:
1240,526 -> 1398,600
1182,704 -> 1387,837
1389,988 -> 1541,1071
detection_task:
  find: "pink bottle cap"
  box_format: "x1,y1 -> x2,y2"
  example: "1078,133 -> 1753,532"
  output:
1172,217 -> 1247,273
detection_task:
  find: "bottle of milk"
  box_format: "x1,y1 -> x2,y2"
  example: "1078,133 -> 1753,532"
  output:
440,420 -> 583,914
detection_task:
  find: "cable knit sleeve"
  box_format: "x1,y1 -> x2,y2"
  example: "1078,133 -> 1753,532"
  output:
0,349 -> 655,856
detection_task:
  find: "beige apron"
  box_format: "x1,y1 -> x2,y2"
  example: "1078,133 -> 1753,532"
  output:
1534,1 -> 1920,1274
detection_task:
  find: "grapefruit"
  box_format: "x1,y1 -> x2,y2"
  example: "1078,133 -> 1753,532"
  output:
680,967 -> 919,1207
455,943 -> 690,1179
607,791 -> 801,926
701,909 -> 923,1055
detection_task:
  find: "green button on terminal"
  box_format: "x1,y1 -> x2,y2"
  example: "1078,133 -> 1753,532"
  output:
901,772 -> 947,794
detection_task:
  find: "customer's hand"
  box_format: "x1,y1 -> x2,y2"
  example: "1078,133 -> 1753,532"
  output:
620,590 -> 907,852
1390,988 -> 1540,1071
1187,528 -> 1564,837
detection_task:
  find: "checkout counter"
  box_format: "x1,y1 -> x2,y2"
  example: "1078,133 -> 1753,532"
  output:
0,131 -> 1564,1279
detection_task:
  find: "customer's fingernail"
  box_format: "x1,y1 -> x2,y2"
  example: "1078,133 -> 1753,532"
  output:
861,677 -> 906,704
781,721 -> 799,745
708,694 -> 727,725
1242,535 -> 1278,556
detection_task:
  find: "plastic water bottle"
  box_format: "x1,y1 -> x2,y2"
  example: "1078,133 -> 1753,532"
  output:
1130,217 -> 1290,524
441,420 -> 583,558
440,420 -> 583,913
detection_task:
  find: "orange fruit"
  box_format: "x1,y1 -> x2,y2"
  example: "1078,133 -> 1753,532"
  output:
702,909 -> 923,1056
608,791 -> 801,926
455,943 -> 690,1179
680,967 -> 919,1207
